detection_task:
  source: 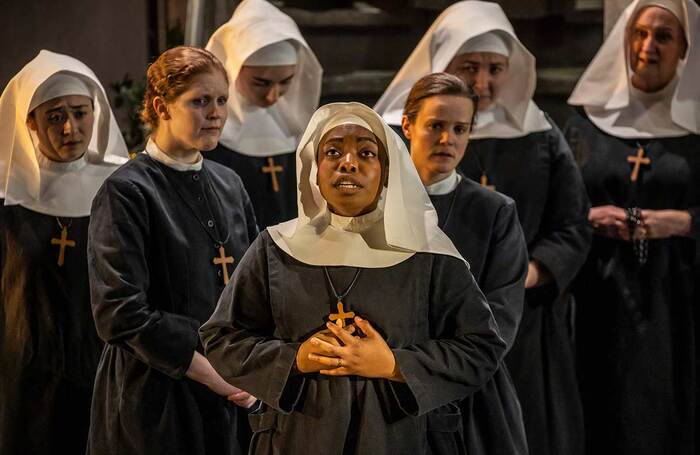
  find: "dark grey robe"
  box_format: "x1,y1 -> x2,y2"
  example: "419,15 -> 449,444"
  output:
87,154 -> 258,455
430,176 -> 529,454
564,107 -> 698,455
0,206 -> 99,455
200,231 -> 506,455
455,117 -> 592,455
206,145 -> 297,229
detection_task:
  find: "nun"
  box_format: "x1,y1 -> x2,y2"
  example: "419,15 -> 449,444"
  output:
205,0 -> 323,229
375,2 -> 591,454
200,102 -> 506,454
0,50 -> 129,454
564,1 -> 700,453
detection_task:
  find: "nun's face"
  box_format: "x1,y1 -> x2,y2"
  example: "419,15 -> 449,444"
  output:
236,65 -> 296,107
317,124 -> 388,217
445,52 -> 509,111
403,95 -> 474,186
27,95 -> 94,162
629,6 -> 687,93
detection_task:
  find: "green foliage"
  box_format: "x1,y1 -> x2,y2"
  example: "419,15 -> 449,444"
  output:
111,75 -> 146,151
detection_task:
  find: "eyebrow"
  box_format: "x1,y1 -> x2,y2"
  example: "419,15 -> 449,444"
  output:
323,135 -> 378,144
253,74 -> 295,84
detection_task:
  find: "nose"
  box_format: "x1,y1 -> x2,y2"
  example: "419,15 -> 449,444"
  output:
338,152 -> 358,173
641,35 -> 655,53
208,102 -> 224,119
265,85 -> 280,105
63,116 -> 78,135
474,68 -> 490,93
439,129 -> 454,146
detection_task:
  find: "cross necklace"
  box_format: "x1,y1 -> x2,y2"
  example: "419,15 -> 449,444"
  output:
261,156 -> 284,193
471,148 -> 495,191
162,163 -> 235,285
324,267 -> 362,328
627,142 -> 652,182
51,217 -> 75,267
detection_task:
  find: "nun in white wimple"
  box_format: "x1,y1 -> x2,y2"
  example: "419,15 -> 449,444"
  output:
201,102 -> 505,455
564,1 -> 700,453
205,0 -> 322,229
377,3 -> 591,454
0,50 -> 128,454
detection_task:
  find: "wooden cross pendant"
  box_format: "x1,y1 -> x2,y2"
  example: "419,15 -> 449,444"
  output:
480,173 -> 495,191
627,147 -> 651,182
261,157 -> 284,193
51,226 -> 76,267
328,301 -> 355,328
212,245 -> 234,285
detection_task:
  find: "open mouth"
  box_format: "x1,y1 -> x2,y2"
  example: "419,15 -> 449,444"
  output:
334,178 -> 363,192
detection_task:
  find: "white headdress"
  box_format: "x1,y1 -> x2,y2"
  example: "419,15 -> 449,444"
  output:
205,0 -> 323,157
374,0 -> 551,139
568,0 -> 700,138
268,102 -> 465,268
0,50 -> 128,216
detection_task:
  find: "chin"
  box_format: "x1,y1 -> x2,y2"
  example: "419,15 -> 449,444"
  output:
197,138 -> 220,152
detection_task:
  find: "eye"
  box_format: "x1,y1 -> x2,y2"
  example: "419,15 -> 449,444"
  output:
454,125 -> 468,135
324,148 -> 340,157
192,97 -> 210,107
73,110 -> 88,119
360,149 -> 377,159
429,122 -> 443,131
47,111 -> 66,125
216,96 -> 228,105
655,31 -> 672,43
490,65 -> 503,75
254,80 -> 271,87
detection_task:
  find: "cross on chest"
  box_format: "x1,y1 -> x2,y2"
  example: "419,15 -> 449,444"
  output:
51,226 -> 76,267
329,301 -> 355,328
627,147 -> 651,182
261,157 -> 284,193
480,173 -> 495,191
212,245 -> 234,285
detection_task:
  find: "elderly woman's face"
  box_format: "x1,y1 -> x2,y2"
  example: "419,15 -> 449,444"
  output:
317,124 -> 387,217
629,6 -> 687,93
26,94 -> 94,162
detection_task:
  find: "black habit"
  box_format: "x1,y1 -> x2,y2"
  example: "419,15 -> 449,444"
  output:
200,231 -> 506,455
87,154 -> 258,455
455,118 -> 592,455
206,145 -> 296,229
429,176 -> 529,454
0,206 -> 99,455
564,107 -> 698,455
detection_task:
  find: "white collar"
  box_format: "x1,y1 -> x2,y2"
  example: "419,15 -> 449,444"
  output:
329,207 -> 384,233
145,139 -> 203,171
425,171 -> 461,195
36,150 -> 88,173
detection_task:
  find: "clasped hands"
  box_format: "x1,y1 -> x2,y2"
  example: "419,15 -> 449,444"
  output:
588,205 -> 691,240
295,316 -> 404,382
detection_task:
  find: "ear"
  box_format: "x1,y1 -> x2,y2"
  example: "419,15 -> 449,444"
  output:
26,112 -> 37,131
153,96 -> 170,121
401,115 -> 412,141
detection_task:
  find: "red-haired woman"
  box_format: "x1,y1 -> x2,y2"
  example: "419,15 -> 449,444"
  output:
87,46 -> 258,455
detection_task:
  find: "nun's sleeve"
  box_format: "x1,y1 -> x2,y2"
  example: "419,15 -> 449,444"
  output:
389,255 -> 507,416
200,234 -> 304,414
88,178 -> 200,379
528,123 -> 592,294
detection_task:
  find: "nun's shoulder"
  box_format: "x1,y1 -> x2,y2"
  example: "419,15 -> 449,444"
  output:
457,176 -> 516,212
202,157 -> 247,192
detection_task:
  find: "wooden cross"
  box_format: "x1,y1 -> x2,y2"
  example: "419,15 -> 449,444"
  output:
480,173 -> 495,191
51,226 -> 75,267
328,301 -> 355,328
212,245 -> 234,285
261,157 -> 284,193
627,147 -> 651,182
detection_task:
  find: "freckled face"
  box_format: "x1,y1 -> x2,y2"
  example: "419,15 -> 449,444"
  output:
158,70 -> 229,153
27,95 -> 94,162
316,124 -> 388,217
445,52 -> 509,111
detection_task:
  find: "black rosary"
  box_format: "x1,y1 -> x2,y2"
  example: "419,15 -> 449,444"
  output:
626,207 -> 648,265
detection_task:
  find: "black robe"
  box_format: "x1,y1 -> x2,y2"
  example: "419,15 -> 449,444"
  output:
200,231 -> 506,455
455,118 -> 592,455
564,107 -> 698,455
87,154 -> 258,455
429,176 -> 529,454
206,145 -> 296,229
0,205 -> 100,455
